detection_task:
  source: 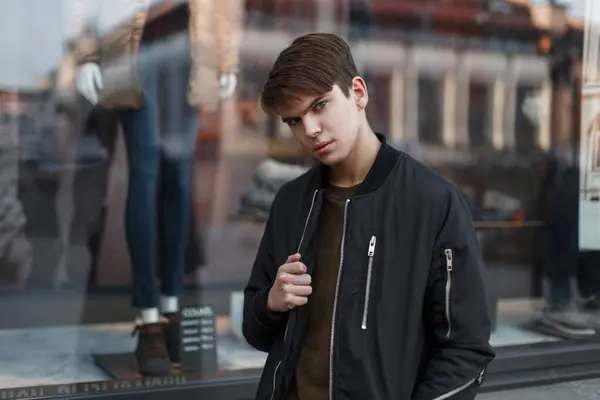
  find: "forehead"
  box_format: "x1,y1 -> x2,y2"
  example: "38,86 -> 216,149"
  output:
275,86 -> 342,117
275,93 -> 324,118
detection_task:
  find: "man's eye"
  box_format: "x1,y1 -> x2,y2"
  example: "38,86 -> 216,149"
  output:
314,101 -> 327,111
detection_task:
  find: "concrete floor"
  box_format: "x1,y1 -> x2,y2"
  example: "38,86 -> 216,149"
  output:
480,379 -> 600,399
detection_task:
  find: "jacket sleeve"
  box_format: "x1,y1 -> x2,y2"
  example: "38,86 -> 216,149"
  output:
70,0 -> 149,66
67,0 -> 101,65
214,0 -> 243,74
412,187 -> 495,400
242,193 -> 288,352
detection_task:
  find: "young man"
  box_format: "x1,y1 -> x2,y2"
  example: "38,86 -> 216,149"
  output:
242,33 -> 494,400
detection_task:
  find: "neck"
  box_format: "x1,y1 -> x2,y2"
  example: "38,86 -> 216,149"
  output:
328,123 -> 380,187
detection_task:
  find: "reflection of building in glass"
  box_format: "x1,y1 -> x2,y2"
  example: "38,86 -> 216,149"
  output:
237,0 -> 583,165
596,133 -> 600,169
581,113 -> 600,201
579,0 -> 600,250
0,90 -> 33,290
114,0 -> 585,229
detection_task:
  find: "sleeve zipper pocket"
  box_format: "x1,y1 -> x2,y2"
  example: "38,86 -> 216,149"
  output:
361,235 -> 377,330
432,371 -> 483,400
444,248 -> 453,339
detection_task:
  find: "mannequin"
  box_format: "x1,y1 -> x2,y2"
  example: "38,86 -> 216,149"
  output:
73,0 -> 242,376
53,46 -> 81,289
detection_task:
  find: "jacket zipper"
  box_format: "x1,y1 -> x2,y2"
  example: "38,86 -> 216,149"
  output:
269,322 -> 289,400
329,199 -> 350,400
432,373 -> 481,400
296,190 -> 319,253
269,189 -> 318,400
361,235 -> 377,330
477,369 -> 485,385
433,250 -> 484,400
269,363 -> 281,400
444,248 -> 453,339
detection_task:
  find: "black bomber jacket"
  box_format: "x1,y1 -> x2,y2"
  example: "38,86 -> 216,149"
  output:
243,134 -> 495,400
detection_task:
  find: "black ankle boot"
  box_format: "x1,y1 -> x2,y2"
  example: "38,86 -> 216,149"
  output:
132,322 -> 172,376
163,312 -> 181,365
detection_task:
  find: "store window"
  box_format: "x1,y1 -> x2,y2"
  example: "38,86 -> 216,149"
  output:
417,76 -> 443,144
515,85 -> 541,154
366,72 -> 391,136
468,81 -> 493,150
0,0 -> 599,399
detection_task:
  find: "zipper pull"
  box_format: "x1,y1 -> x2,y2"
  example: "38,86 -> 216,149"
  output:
477,370 -> 485,385
444,249 -> 453,271
368,235 -> 377,256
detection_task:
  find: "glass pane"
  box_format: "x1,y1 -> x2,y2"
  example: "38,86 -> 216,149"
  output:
418,77 -> 443,144
0,0 -> 595,398
515,86 -> 541,154
468,82 -> 492,150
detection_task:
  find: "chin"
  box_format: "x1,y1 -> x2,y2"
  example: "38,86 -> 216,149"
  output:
316,151 -> 344,166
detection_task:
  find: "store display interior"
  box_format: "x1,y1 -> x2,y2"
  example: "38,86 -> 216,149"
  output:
0,294 -> 576,390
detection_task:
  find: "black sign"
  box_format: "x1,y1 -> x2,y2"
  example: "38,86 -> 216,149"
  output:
179,305 -> 218,374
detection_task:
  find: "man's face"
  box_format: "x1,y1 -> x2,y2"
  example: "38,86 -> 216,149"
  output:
277,79 -> 368,165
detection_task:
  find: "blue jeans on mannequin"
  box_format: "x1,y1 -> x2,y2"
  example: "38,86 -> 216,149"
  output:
118,37 -> 197,309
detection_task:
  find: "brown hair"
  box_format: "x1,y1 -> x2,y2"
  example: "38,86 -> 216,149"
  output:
261,33 -> 359,115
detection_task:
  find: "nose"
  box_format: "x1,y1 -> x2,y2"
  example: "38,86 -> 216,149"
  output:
302,115 -> 321,138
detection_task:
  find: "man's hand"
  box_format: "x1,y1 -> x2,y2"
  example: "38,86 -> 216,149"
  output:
267,253 -> 312,312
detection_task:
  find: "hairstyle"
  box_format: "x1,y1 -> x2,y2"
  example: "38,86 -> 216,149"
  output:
261,33 -> 359,115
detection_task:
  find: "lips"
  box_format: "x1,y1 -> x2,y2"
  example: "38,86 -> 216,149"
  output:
313,140 -> 332,152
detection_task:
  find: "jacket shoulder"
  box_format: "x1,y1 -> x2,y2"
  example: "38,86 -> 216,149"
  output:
398,155 -> 476,223
399,154 -> 457,197
270,165 -> 319,211
390,155 -> 477,242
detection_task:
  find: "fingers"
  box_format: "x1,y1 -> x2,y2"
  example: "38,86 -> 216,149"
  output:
282,283 -> 312,297
271,254 -> 312,310
77,67 -> 100,105
88,72 -> 99,104
82,79 -> 98,104
279,271 -> 311,285
286,253 -> 301,263
88,84 -> 98,104
280,261 -> 306,276
283,293 -> 309,308
93,70 -> 104,90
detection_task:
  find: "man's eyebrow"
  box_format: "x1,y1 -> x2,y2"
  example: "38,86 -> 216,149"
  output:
281,95 -> 327,124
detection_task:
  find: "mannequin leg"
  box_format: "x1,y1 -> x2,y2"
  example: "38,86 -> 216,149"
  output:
156,55 -> 198,365
157,55 -> 198,302
53,111 -> 79,289
119,97 -> 161,314
118,49 -> 172,376
157,143 -> 194,301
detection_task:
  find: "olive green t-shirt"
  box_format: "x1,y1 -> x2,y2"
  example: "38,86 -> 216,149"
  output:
289,182 -> 358,400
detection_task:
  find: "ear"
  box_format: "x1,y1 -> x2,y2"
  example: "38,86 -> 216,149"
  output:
351,76 -> 369,110
350,76 -> 369,110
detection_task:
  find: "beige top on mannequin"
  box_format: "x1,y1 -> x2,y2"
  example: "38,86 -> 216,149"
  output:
71,0 -> 243,111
